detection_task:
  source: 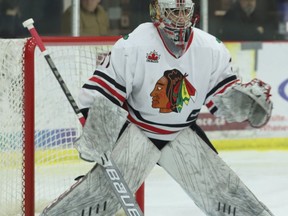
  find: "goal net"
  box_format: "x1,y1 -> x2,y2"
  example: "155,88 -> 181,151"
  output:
0,36 -> 130,215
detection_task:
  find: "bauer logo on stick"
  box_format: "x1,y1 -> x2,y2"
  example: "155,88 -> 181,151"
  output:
106,168 -> 141,216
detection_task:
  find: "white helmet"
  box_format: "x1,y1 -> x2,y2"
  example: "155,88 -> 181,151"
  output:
150,0 -> 195,47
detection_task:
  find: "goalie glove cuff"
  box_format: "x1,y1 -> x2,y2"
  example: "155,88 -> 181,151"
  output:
234,79 -> 273,128
212,78 -> 273,128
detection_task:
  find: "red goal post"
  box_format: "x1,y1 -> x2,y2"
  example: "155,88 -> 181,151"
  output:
0,36 -> 144,215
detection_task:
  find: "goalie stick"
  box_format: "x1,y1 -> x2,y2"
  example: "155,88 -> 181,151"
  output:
22,18 -> 144,216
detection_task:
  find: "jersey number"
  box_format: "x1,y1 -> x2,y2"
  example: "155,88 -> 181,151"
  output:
100,51 -> 111,68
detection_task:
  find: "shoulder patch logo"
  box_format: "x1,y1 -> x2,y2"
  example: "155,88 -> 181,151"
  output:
123,34 -> 129,40
146,50 -> 160,63
215,37 -> 222,43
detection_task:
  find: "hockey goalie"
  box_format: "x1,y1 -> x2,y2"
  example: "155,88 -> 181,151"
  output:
40,0 -> 274,215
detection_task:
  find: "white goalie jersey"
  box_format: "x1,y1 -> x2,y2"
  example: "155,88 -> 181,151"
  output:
78,22 -> 239,141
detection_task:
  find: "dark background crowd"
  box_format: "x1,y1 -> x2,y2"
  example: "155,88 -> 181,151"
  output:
0,0 -> 288,41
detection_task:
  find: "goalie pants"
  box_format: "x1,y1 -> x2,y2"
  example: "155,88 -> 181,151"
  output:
158,125 -> 274,216
150,122 -> 218,153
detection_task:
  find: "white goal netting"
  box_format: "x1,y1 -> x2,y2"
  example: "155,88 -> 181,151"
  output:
0,37 -> 116,215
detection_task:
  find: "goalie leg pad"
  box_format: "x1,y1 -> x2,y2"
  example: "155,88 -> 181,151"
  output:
158,128 -> 274,216
41,124 -> 161,216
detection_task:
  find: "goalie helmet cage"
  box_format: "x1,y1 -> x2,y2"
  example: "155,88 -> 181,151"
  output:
0,36 -> 144,216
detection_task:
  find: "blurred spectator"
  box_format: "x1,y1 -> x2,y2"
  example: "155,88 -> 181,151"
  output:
219,0 -> 280,41
19,0 -> 63,36
37,1 -> 63,35
61,0 -> 109,36
0,0 -> 25,38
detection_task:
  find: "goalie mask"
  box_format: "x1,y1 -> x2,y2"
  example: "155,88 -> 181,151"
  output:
150,0 -> 195,47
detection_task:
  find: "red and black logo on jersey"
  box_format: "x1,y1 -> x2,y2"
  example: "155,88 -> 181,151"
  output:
150,69 -> 197,113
